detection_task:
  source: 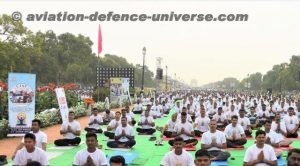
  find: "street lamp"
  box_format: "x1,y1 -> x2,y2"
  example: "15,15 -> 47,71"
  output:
279,63 -> 286,94
247,73 -> 250,91
141,47 -> 146,91
165,65 -> 168,91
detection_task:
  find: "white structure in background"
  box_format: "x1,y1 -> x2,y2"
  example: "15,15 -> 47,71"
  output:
104,97 -> 110,109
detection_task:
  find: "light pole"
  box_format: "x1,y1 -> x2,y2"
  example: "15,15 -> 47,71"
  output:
247,73 -> 250,91
141,47 -> 146,91
280,64 -> 286,94
165,65 -> 168,91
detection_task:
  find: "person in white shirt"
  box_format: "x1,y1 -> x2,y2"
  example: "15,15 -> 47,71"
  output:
103,109 -> 115,125
284,107 -> 299,138
109,155 -> 125,166
169,112 -> 198,147
133,99 -> 143,114
160,136 -> 194,166
73,133 -> 107,166
287,148 -> 300,166
201,119 -> 230,161
177,107 -> 193,123
243,130 -> 277,166
224,115 -> 247,148
264,120 -> 292,148
226,105 -> 238,122
161,114 -> 177,138
104,111 -> 122,139
257,104 -> 270,126
136,109 -> 156,135
213,107 -> 228,130
54,111 -> 81,146
85,108 -> 103,133
13,119 -> 47,159
121,108 -> 133,126
125,105 -> 136,126
238,109 -> 252,137
194,108 -> 210,137
151,100 -> 163,118
13,133 -> 49,166
107,116 -> 136,148
194,149 -> 211,166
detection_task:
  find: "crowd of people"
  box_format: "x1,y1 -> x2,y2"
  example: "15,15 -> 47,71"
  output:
7,90 -> 300,165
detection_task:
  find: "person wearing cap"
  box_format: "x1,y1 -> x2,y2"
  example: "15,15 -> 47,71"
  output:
213,107 -> 228,130
238,109 -> 252,137
194,149 -> 211,166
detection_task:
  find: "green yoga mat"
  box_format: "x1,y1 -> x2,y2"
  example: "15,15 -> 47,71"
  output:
47,109 -> 293,166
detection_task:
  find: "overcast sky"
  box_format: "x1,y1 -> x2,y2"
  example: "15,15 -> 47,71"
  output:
1,0 -> 300,86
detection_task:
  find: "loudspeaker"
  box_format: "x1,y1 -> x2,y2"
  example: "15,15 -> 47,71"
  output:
156,68 -> 163,79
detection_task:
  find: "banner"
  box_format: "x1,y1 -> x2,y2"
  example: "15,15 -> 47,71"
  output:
8,73 -> 36,136
55,88 -> 69,124
110,77 -> 130,103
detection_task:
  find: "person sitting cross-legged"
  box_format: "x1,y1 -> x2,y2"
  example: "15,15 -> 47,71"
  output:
194,149 -> 211,166
194,108 -> 210,137
212,107 -> 228,130
104,111 -> 122,139
169,112 -> 198,147
107,116 -> 136,148
283,107 -> 299,138
84,108 -> 103,133
54,111 -> 81,146
264,119 -> 292,148
224,115 -> 247,148
161,113 -> 177,138
243,130 -> 277,166
73,132 -> 107,166
160,136 -> 194,166
13,133 -> 49,166
201,119 -> 231,161
238,109 -> 252,137
102,109 -> 115,125
136,109 -> 156,135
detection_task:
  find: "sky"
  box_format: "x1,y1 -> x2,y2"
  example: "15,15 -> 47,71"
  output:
1,0 -> 300,86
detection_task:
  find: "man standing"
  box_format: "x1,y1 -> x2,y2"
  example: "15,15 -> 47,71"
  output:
13,133 -> 49,166
243,130 -> 277,166
160,136 -> 194,166
107,116 -> 136,148
54,111 -> 81,146
73,133 -> 107,166
201,119 -> 230,161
